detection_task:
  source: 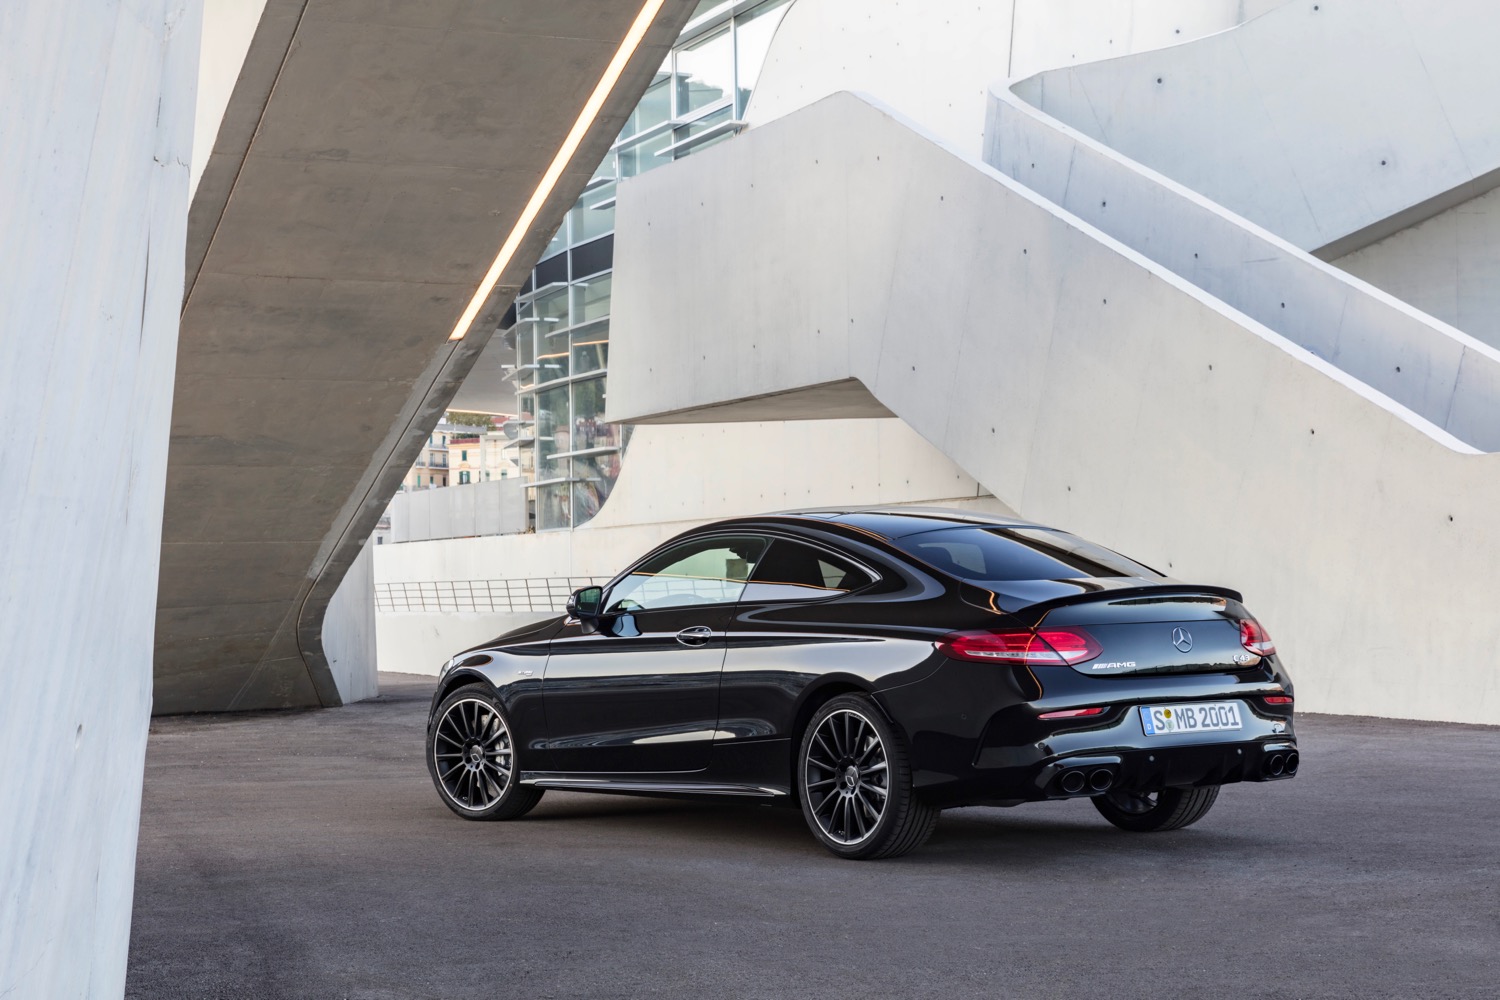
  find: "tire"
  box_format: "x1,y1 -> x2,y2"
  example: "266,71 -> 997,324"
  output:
1092,785 -> 1219,832
427,683 -> 544,821
797,694 -> 938,859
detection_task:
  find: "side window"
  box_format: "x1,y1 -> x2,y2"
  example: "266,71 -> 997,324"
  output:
605,535 -> 768,612
740,540 -> 872,603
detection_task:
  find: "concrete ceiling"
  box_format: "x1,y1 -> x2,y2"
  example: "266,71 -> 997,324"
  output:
157,0 -> 697,712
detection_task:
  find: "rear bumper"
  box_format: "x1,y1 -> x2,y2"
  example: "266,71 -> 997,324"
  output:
878,659 -> 1298,807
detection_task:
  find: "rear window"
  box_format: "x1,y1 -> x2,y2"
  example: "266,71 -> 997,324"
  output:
893,527 -> 1160,583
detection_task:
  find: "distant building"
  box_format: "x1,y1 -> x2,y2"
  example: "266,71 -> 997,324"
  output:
402,423 -> 452,490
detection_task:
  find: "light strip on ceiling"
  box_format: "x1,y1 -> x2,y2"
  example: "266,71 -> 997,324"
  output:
448,0 -> 668,340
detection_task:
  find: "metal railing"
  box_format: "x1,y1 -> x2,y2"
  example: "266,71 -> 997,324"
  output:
375,576 -> 610,614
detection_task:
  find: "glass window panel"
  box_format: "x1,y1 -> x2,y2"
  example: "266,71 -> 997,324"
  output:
618,129 -> 672,178
535,345 -> 569,383
569,234 -> 613,280
606,536 -> 768,612
514,326 -> 535,390
675,27 -> 732,118
690,0 -> 727,20
670,105 -> 733,159
536,385 -> 570,477
571,321 -> 609,376
571,454 -> 617,525
621,70 -> 672,139
533,286 -> 569,330
543,217 -> 569,259
735,0 -> 791,114
742,540 -> 872,602
572,274 -> 611,324
570,377 -> 607,451
568,181 -> 614,245
536,483 -> 572,531
891,527 -> 1161,583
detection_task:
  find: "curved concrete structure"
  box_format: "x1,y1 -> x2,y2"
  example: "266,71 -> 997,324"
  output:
608,92 -> 1500,724
1012,0 -> 1500,257
155,0 -> 698,712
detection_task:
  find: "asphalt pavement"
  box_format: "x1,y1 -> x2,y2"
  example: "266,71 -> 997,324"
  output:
126,673 -> 1500,999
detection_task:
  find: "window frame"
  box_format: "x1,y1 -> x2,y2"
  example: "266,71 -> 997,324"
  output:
603,530 -> 882,613
602,532 -> 772,614
740,533 -> 881,605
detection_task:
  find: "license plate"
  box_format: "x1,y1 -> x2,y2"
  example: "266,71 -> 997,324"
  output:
1139,702 -> 1242,736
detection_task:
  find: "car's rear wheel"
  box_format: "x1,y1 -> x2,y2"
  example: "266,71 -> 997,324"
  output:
798,694 -> 937,859
427,683 -> 543,820
1092,785 -> 1219,832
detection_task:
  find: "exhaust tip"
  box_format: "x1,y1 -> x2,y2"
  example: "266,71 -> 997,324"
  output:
1266,753 -> 1285,777
1285,751 -> 1300,775
1060,770 -> 1087,794
1088,768 -> 1114,792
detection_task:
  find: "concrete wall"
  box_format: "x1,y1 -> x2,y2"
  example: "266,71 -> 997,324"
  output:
745,0 -> 1283,155
1013,0 -> 1500,256
0,0 -> 200,995
391,479 -> 528,543
986,82 -> 1500,452
608,92 -> 1500,725
1336,185 -> 1500,353
321,541 -> 378,704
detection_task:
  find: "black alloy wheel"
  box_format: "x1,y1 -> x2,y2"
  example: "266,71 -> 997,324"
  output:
1092,785 -> 1219,832
798,694 -> 938,859
427,684 -> 544,820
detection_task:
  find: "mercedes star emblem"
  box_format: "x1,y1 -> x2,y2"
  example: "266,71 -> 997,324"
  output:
1172,627 -> 1193,653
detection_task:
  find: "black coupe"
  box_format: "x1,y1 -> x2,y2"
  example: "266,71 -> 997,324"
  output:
425,508 -> 1298,859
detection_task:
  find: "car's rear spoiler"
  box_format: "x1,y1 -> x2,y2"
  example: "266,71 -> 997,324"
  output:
989,582 -> 1246,626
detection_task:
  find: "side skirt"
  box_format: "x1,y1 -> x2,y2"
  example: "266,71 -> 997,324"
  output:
518,773 -> 786,799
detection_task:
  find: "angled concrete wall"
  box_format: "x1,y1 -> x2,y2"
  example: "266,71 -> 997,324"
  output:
1335,185 -> 1500,353
156,0 -> 699,713
1012,0 -> 1500,256
609,93 -> 1500,724
986,82 -> 1500,452
0,1 -> 200,995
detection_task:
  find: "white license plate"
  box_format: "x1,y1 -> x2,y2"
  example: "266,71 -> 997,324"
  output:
1139,702 -> 1242,736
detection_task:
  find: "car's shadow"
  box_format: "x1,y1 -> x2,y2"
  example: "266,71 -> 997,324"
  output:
511,792 -> 1265,867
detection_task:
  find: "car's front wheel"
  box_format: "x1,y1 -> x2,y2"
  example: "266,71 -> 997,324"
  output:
427,683 -> 543,820
797,694 -> 938,859
1092,785 -> 1219,832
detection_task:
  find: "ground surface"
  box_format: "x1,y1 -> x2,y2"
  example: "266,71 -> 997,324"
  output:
127,673 -> 1500,999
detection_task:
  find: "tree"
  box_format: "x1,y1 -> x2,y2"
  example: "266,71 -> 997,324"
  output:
446,411 -> 495,429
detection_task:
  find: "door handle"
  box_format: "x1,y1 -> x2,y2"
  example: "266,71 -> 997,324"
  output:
676,626 -> 715,647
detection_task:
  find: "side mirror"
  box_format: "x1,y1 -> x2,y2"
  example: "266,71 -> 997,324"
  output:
566,585 -> 603,620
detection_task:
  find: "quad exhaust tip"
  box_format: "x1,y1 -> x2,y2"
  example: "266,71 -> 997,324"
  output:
1285,751 -> 1300,775
1266,753 -> 1286,776
1059,768 -> 1115,795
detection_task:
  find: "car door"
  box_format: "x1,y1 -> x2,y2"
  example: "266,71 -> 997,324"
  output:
540,534 -> 769,773
717,538 -> 878,743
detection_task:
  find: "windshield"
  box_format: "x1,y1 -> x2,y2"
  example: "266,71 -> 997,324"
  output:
893,526 -> 1161,583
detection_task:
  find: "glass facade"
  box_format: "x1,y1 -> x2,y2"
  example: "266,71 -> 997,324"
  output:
500,0 -> 791,530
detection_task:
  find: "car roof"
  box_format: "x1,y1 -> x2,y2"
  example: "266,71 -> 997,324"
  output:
766,506 -> 1043,539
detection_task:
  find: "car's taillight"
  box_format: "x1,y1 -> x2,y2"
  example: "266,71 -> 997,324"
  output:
1264,695 -> 1293,706
1038,706 -> 1108,720
1239,618 -> 1276,656
937,628 -> 1102,666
